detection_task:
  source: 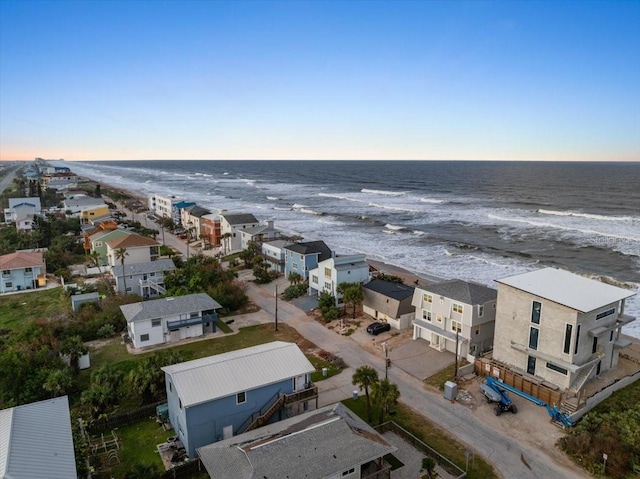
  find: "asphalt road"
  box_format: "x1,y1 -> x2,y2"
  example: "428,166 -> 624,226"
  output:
0,164 -> 21,195
242,278 -> 587,479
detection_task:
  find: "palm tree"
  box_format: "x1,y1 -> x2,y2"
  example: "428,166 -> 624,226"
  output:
221,232 -> 232,255
199,232 -> 209,250
352,365 -> 379,423
60,335 -> 88,373
88,250 -> 103,275
114,247 -> 129,293
43,368 -> 74,397
338,282 -> 364,319
288,271 -> 302,285
371,378 -> 401,425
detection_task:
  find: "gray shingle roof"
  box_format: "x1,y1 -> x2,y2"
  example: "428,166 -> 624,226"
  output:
423,280 -> 497,305
120,293 -> 222,323
221,213 -> 259,225
197,403 -> 396,479
185,205 -> 211,217
161,341 -> 315,408
364,279 -> 415,300
0,396 -> 77,479
111,258 -> 175,277
283,240 -> 332,262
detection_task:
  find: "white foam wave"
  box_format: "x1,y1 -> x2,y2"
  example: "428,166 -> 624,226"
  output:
412,230 -> 425,236
362,188 -> 405,196
369,202 -> 420,213
266,196 -> 279,201
385,224 -> 404,231
292,204 -> 307,209
538,209 -> 637,222
273,207 -> 292,211
420,197 -> 445,204
318,193 -> 365,203
300,208 -> 324,216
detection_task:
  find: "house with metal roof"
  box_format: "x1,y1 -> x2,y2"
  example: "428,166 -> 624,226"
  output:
493,268 -> 636,392
238,220 -> 282,250
412,279 -> 498,360
197,403 -> 396,479
218,212 -> 260,254
3,197 -> 41,223
261,239 -> 289,273
0,251 -> 46,293
161,341 -> 318,458
110,258 -> 175,297
283,240 -> 333,280
0,396 -> 77,479
105,232 -> 160,267
120,292 -> 221,349
308,254 -> 370,305
363,279 -> 415,330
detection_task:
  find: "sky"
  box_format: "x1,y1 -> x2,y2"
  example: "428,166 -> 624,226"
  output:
0,0 -> 639,162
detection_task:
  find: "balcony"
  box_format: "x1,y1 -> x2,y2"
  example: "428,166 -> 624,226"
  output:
284,384 -> 318,405
166,313 -> 217,330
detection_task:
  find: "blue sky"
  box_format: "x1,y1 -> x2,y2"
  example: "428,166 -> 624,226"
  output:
1,0 -> 639,161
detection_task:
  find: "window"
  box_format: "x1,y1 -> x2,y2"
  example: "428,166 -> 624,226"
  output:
24,267 -> 32,273
169,381 -> 172,392
190,312 -> 199,318
452,303 -> 463,314
609,330 -> 614,342
422,310 -> 431,321
527,355 -> 536,375
423,293 -> 432,303
140,334 -> 150,342
292,263 -> 298,270
311,275 -> 318,284
563,324 -> 573,354
529,327 -> 539,350
152,319 -> 161,327
436,315 -> 442,323
95,241 -> 102,247
342,468 -> 355,476
574,324 -> 581,354
474,326 -> 480,335
5,282 -> 12,288
592,337 -> 598,354
237,391 -> 246,404
596,308 -> 615,320
531,301 -> 541,324
546,362 -> 568,375
2,270 -> 10,275
324,267 -> 331,277
451,321 -> 462,333
478,305 -> 484,317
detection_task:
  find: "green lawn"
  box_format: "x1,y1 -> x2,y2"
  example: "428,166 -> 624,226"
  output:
423,360 -> 469,390
343,398 -> 497,479
0,287 -> 67,331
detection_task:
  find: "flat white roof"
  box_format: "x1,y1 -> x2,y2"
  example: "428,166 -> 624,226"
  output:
496,268 -> 636,313
162,341 -> 315,408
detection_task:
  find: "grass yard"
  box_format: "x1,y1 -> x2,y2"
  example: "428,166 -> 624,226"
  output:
424,360 -> 469,390
0,286 -> 67,331
342,398 -> 497,479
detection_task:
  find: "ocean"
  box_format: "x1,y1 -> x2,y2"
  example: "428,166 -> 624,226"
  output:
65,160 -> 640,338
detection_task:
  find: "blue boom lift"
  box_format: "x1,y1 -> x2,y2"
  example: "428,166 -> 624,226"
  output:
480,376 -> 573,427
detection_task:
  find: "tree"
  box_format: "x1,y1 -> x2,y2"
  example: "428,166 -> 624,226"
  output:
43,368 -> 74,397
81,365 -> 123,418
94,183 -> 101,198
59,335 -> 88,373
221,232 -> 232,255
88,250 -> 103,275
288,271 -> 302,285
371,378 -> 401,425
337,282 -> 364,319
129,349 -> 188,404
114,247 -> 129,293
352,366 -> 379,423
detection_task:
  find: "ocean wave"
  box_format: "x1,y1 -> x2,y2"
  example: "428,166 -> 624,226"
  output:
266,196 -> 279,201
292,204 -> 307,209
318,193 -> 365,203
361,188 -> 406,196
420,197 -> 445,204
300,208 -> 325,216
538,209 -> 637,222
384,224 -> 406,231
273,207 -> 292,211
582,274 -> 638,291
368,202 -> 420,213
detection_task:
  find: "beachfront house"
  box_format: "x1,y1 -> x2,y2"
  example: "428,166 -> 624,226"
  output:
363,279 -> 416,330
197,403 -> 397,479
78,203 -> 110,225
261,239 -> 288,273
0,251 -> 47,293
201,213 -> 222,249
89,229 -> 132,266
238,220 -> 282,250
110,258 -> 175,297
181,205 -> 212,242
161,341 -> 318,458
0,396 -> 77,479
492,268 -> 636,392
62,195 -> 105,216
283,240 -> 333,281
4,197 -> 41,223
218,212 -> 260,254
173,200 -> 196,226
148,194 -> 179,220
412,279 -> 497,360
105,233 -> 160,267
308,253 -> 370,304
120,293 -> 221,349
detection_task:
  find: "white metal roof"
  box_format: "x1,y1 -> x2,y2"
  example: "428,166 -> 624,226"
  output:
0,396 -> 77,479
162,342 -> 315,408
496,268 -> 636,313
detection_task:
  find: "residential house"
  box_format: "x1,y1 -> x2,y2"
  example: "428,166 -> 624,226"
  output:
111,258 -> 175,297
63,195 -> 105,216
148,194 -> 179,219
71,291 -> 100,311
181,205 -> 212,241
161,341 -> 318,458
201,213 -> 222,248
363,279 -> 415,330
238,220 -> 282,250
308,254 -> 370,304
4,197 -> 41,223
283,240 -> 332,280
120,293 -> 221,349
218,212 -> 260,254
173,200 -> 196,226
197,403 -> 396,479
89,229 -> 132,266
261,239 -> 288,273
0,396 -> 77,479
412,279 -> 497,360
0,251 -> 46,293
46,178 -> 78,191
493,268 -> 636,392
78,203 -> 110,225
15,214 -> 36,231
106,233 -> 159,267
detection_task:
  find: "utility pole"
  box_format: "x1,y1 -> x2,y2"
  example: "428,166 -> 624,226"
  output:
383,342 -> 390,379
274,284 -> 278,331
454,329 -> 459,379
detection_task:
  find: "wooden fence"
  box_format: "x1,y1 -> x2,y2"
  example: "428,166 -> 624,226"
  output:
160,458 -> 203,479
90,401 -> 165,431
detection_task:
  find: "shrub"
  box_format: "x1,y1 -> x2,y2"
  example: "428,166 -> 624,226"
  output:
323,306 -> 341,322
284,282 -> 308,300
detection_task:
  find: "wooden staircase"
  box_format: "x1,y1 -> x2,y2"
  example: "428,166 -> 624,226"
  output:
244,395 -> 285,432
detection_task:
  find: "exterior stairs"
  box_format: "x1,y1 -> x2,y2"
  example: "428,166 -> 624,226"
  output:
244,395 -> 285,432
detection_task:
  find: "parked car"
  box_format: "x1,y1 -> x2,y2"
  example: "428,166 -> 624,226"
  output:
366,322 -> 391,335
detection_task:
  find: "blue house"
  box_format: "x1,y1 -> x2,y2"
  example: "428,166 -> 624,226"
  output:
283,240 -> 332,280
173,200 -> 196,226
0,251 -> 46,293
161,341 -> 318,458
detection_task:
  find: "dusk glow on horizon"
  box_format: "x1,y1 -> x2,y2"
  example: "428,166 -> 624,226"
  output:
1,0 -> 639,162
